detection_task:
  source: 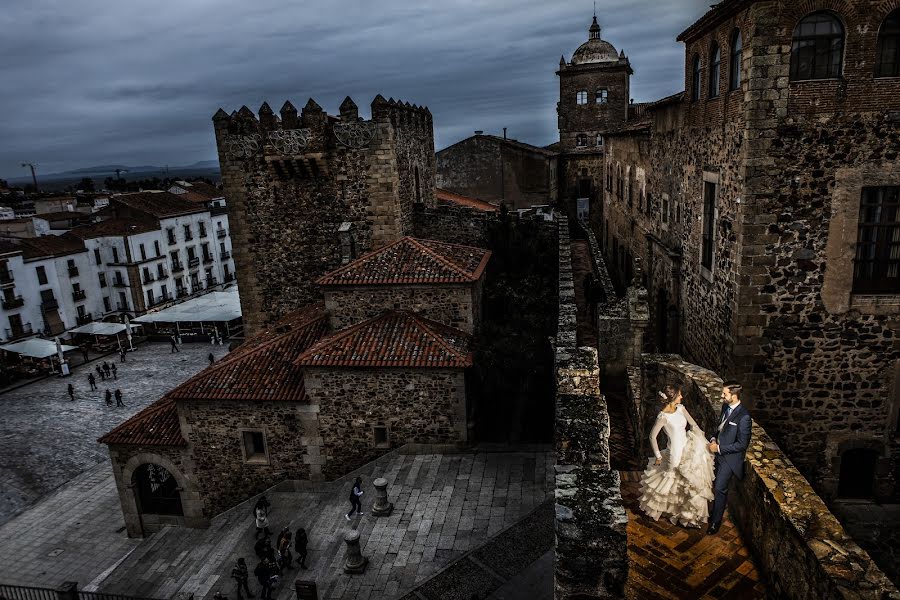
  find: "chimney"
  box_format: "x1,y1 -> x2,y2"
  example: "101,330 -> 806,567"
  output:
503,127 -> 508,139
338,222 -> 355,264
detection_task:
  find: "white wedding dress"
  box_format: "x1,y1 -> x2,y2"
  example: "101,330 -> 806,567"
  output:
639,404 -> 715,527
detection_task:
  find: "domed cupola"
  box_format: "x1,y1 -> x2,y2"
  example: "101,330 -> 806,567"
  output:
570,16 -> 620,65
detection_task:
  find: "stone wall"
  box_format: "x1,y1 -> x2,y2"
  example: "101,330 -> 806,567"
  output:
323,283 -> 479,333
303,367 -> 468,480
213,96 -> 435,336
635,354 -> 899,600
177,398 -> 318,519
554,219 -> 628,598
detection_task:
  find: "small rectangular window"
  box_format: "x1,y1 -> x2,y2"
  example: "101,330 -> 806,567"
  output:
103,296 -> 111,312
854,186 -> 900,293
112,247 -> 119,263
596,88 -> 609,104
94,248 -> 102,265
154,240 -> 161,256
576,90 -> 588,105
373,426 -> 390,448
242,431 -> 268,463
139,244 -> 146,261
36,265 -> 48,285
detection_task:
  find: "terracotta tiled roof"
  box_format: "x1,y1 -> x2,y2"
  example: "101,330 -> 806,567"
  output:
178,191 -> 211,204
435,188 -> 499,212
34,211 -> 90,222
19,234 -> 86,260
167,305 -> 329,402
296,311 -> 473,369
182,181 -> 222,200
112,191 -> 206,218
0,240 -> 22,256
97,397 -> 186,446
69,218 -> 158,239
317,237 -> 491,286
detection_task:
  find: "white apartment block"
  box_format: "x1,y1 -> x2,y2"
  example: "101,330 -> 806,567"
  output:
0,190 -> 234,342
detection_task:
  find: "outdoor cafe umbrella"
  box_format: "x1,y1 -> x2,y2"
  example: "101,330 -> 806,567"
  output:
55,337 -> 70,376
124,315 -> 134,351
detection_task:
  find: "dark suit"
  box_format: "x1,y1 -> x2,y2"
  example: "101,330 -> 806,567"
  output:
710,402 -> 752,526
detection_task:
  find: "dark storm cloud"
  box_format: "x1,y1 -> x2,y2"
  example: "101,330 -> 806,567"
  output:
0,0 -> 712,179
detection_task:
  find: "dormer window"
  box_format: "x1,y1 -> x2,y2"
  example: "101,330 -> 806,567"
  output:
576,90 -> 588,105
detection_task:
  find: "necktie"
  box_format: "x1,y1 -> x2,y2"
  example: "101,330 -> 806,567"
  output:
720,405 -> 731,428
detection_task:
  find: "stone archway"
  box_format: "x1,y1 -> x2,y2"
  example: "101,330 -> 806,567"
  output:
824,435 -> 890,501
133,463 -> 184,516
119,452 -> 204,537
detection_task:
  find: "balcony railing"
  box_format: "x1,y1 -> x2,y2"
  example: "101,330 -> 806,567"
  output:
202,254 -> 214,264
157,268 -> 169,279
142,273 -> 155,284
68,266 -> 79,277
72,290 -> 87,302
76,313 -> 93,325
171,260 -> 185,272
112,278 -> 128,288
188,257 -> 200,268
2,295 -> 24,310
199,229 -> 208,239
5,323 -> 33,339
176,288 -> 188,298
216,228 -> 228,239
149,292 -> 173,307
167,235 -> 177,245
41,298 -> 59,311
224,273 -> 235,283
221,250 -> 231,260
184,233 -> 194,241
206,276 -> 218,287
0,269 -> 14,284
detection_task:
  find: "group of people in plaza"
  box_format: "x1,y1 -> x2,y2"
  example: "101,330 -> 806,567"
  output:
639,380 -> 752,536
65,357 -> 126,406
227,495 -> 310,600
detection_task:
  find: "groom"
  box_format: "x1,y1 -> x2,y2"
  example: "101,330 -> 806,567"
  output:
706,380 -> 752,535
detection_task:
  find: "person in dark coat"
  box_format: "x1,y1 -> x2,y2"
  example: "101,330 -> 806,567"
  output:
96,365 -> 105,381
104,389 -> 112,406
102,361 -> 111,378
120,348 -> 127,362
230,557 -> 253,600
253,560 -> 272,600
294,527 -> 308,569
114,388 -> 123,407
208,352 -> 215,366
67,383 -> 75,401
253,537 -> 269,560
276,527 -> 292,570
170,335 -> 180,353
111,363 -> 117,379
87,372 -> 96,391
345,477 -> 364,520
81,346 -> 90,364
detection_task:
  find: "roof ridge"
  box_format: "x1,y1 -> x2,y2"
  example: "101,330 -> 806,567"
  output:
98,396 -> 178,444
407,312 -> 469,361
295,311 -> 389,363
407,238 -> 475,281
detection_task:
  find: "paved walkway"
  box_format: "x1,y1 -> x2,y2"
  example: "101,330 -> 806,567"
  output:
0,342 -> 230,525
96,451 -> 554,600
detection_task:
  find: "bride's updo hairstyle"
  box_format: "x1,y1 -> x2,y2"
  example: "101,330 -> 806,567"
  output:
658,390 -> 670,405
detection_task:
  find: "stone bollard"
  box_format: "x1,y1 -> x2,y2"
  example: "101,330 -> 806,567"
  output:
343,530 -> 369,574
372,477 -> 394,517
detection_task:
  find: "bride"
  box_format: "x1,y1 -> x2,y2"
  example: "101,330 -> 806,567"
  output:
639,386 -> 714,527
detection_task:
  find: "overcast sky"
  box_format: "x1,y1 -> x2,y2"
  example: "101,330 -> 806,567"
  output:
0,0 -> 712,179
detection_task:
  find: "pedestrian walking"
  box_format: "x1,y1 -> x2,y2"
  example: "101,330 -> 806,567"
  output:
119,348 -> 127,362
111,363 -> 117,379
104,389 -> 112,406
253,560 -> 273,600
103,361 -> 111,378
276,527 -> 292,570
81,346 -> 90,364
345,477 -> 364,520
88,373 -> 96,391
67,383 -> 75,401
96,365 -> 105,381
254,497 -> 271,539
170,335 -> 180,353
208,352 -> 215,366
230,558 -> 254,600
114,388 -> 123,407
294,527 -> 308,569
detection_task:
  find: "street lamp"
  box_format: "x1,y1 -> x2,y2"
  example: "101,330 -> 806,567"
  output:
20,162 -> 38,192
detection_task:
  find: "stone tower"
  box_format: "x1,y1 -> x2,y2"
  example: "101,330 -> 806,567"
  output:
557,16 -> 632,218
213,95 -> 436,337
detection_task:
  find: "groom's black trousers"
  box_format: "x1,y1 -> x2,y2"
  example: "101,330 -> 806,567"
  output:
711,458 -> 734,526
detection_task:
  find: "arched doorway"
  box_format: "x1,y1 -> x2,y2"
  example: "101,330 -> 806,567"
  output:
837,448 -> 878,500
133,463 -> 184,516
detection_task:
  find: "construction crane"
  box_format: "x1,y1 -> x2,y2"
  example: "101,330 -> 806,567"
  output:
114,168 -> 129,180
20,162 -> 38,191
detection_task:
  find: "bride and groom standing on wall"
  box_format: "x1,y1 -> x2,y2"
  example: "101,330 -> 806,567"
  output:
639,380 -> 751,535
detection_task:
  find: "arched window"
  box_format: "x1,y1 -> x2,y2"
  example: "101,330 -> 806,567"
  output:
838,448 -> 878,499
709,43 -> 721,98
790,12 -> 844,80
576,90 -> 588,105
876,9 -> 900,78
576,133 -> 587,147
729,30 -> 743,91
596,88 -> 609,104
691,55 -> 701,101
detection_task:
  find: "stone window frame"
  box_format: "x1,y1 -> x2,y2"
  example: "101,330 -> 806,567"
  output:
789,11 -> 846,82
823,161 -> 900,315
576,90 -> 588,105
700,171 -> 720,283
372,425 -> 391,449
240,428 -> 270,465
823,434 -> 889,502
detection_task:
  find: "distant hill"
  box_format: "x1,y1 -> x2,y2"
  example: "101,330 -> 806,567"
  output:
6,160 -> 222,191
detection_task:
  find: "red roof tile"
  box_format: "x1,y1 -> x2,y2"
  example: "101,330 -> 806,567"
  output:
112,191 -> 206,219
97,397 -> 186,446
19,234 -> 86,260
166,304 -> 329,402
435,188 -> 499,212
69,218 -> 158,239
317,237 -> 491,286
296,311 -> 473,369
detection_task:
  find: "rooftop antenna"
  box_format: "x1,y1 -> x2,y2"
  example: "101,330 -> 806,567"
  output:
20,162 -> 38,192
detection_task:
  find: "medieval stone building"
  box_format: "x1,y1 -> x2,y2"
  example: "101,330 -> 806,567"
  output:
598,0 -> 900,510
213,96 -> 436,337
100,234 -> 490,536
